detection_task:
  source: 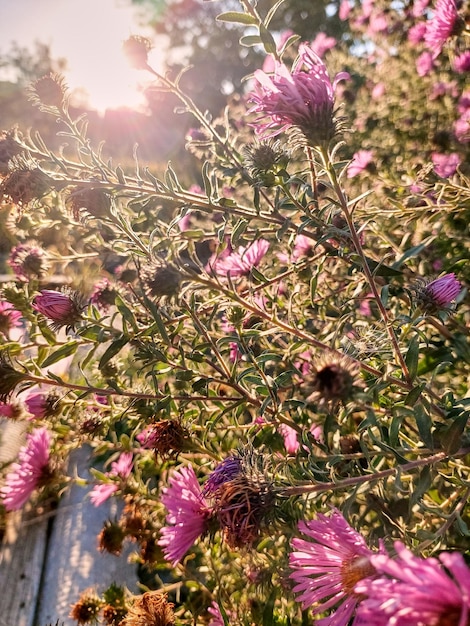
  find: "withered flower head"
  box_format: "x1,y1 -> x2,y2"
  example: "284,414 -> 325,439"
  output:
98,519 -> 126,556
8,242 -> 49,281
28,73 -> 68,109
102,603 -> 128,626
121,591 -> 175,626
121,501 -> 146,539
122,36 -> 153,70
69,589 -> 102,625
306,353 -> 359,406
0,128 -> 24,174
0,353 -> 28,402
142,263 -> 183,299
1,157 -> 54,206
66,186 -> 111,221
137,419 -> 190,458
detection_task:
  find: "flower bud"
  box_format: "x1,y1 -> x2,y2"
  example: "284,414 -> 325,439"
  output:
28,73 -> 68,109
32,288 -> 85,331
122,36 -> 152,70
142,264 -> 183,299
8,243 -> 49,281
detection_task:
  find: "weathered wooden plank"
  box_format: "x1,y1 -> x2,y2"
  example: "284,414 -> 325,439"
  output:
36,446 -> 139,626
0,420 -> 48,626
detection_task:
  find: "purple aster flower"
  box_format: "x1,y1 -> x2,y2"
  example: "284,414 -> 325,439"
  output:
249,43 -> 349,146
432,151 -> 461,177
424,273 -> 462,307
279,423 -> 299,454
0,427 -> 52,510
289,509 -> 383,625
158,465 -> 211,566
24,390 -> 60,420
212,239 -> 269,277
416,51 -> 435,76
355,542 -> 470,625
203,455 -> 242,497
32,288 -> 85,331
0,300 -> 22,337
453,50 -> 470,73
424,0 -> 459,58
347,150 -> 374,178
90,451 -> 133,507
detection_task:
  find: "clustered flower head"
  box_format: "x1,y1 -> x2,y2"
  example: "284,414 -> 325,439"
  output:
32,287 -> 85,331
249,42 -> 349,147
289,508 -> 382,624
0,427 -> 53,510
142,263 -> 183,299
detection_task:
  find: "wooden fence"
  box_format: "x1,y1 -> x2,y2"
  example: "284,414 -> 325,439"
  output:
0,427 -> 138,626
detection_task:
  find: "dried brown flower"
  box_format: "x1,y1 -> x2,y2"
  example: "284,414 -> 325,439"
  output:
1,159 -> 55,206
66,186 -> 111,221
120,591 -> 175,626
69,589 -> 102,625
28,73 -> 68,109
98,519 -> 126,556
142,264 -> 182,299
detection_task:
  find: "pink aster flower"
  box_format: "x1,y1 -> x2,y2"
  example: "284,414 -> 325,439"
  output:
0,300 -> 22,337
339,1 -> 352,21
208,601 -> 225,626
453,50 -> 470,73
0,402 -> 17,418
8,243 -> 49,281
355,542 -> 470,625
311,32 -> 337,58
90,278 -> 117,311
416,51 -> 434,76
407,22 -> 427,44
212,239 -> 269,277
158,465 -> 211,566
24,391 -> 59,420
279,423 -> 299,454
249,43 -> 349,146
424,0 -> 459,58
454,111 -> 470,143
1,427 -> 52,511
32,288 -> 84,331
289,509 -> 383,624
90,451 -> 133,506
432,151 -> 461,177
347,150 -> 374,178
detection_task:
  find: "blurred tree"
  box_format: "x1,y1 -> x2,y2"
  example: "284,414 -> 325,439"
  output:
0,41 -> 67,86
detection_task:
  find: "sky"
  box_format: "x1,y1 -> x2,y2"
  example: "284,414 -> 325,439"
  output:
0,0 -> 164,113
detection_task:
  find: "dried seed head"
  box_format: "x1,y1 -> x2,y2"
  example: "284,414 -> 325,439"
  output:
8,243 -> 49,281
142,264 -> 182,299
66,186 -> 111,221
69,590 -> 102,625
1,158 -> 54,206
137,419 -> 190,458
0,129 -> 24,174
122,36 -> 152,70
102,603 -> 128,626
98,519 -> 126,556
28,73 -> 68,109
306,354 -> 359,405
121,591 -> 175,626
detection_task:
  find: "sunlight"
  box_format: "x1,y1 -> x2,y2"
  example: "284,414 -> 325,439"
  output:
49,0 -> 159,113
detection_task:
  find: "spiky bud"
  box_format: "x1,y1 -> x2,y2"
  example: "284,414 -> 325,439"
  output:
137,419 -> 190,458
122,36 -> 152,70
69,590 -> 102,625
1,159 -> 55,205
28,73 -> 68,109
66,186 -> 111,221
98,519 -> 126,556
32,288 -> 85,332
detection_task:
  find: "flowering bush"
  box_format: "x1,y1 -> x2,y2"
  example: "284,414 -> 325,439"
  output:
0,1 -> 469,624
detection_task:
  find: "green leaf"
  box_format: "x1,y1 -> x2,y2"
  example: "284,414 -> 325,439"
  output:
231,218 -> 248,246
41,341 -> 79,368
264,0 -> 285,27
216,11 -> 258,25
405,335 -> 420,381
259,23 -> 277,55
440,415 -> 468,455
239,34 -> 262,47
99,336 -> 129,369
262,588 -> 277,626
414,404 -> 434,449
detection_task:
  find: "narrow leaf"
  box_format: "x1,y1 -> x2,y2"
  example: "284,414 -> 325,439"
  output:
41,341 -> 78,368
216,11 -> 258,24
